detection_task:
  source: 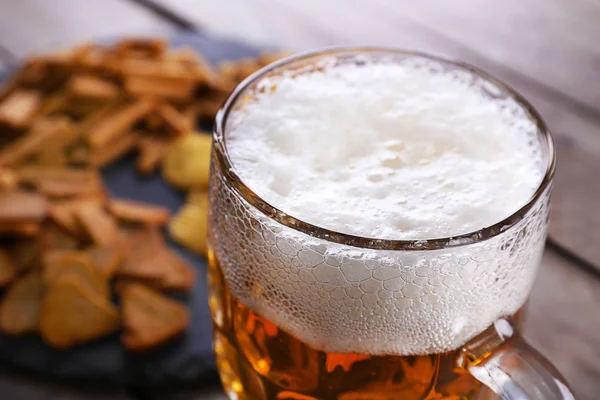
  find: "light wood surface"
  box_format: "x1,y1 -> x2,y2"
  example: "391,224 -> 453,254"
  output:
0,0 -> 598,399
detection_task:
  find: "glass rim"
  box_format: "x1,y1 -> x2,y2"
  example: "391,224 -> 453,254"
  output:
213,46 -> 555,251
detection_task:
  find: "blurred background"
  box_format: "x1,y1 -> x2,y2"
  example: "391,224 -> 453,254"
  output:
0,0 -> 598,399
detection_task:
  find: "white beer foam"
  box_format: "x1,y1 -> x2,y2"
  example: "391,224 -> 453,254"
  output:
216,55 -> 547,355
226,59 -> 543,240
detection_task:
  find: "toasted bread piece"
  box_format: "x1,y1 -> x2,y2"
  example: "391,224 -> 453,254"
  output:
37,174 -> 104,199
157,103 -> 190,134
0,248 -> 17,287
28,118 -> 77,163
108,199 -> 170,226
39,222 -> 79,250
136,136 -> 168,175
48,197 -> 103,234
74,202 -> 117,247
162,132 -> 212,189
67,74 -> 120,101
87,245 -> 123,278
121,283 -> 189,351
0,190 -> 48,222
42,251 -> 108,297
125,76 -> 195,101
120,58 -> 195,81
0,117 -> 72,167
87,98 -> 154,149
89,131 -> 138,168
0,220 -> 41,237
17,166 -> 97,185
0,89 -> 41,129
153,249 -> 196,292
119,227 -> 196,291
0,271 -> 44,335
5,238 -> 41,272
40,276 -> 120,349
0,168 -> 18,191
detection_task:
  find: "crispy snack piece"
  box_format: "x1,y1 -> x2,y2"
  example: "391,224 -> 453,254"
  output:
17,166 -> 97,186
143,113 -> 165,131
34,147 -> 68,166
27,118 -> 77,165
42,251 -> 108,297
90,131 -> 138,168
0,271 -> 44,335
157,103 -> 190,134
0,221 -> 41,237
39,222 -> 79,250
162,133 -> 212,189
40,276 -> 120,349
121,282 -> 189,352
169,199 -> 208,256
0,89 -> 41,129
5,238 -> 41,272
67,143 -> 91,166
0,190 -> 48,222
125,76 -> 195,101
67,74 -> 120,101
87,98 -> 154,149
37,176 -> 104,199
119,227 -> 196,291
88,245 -> 123,278
74,202 -> 117,247
0,117 -> 72,167
0,168 -> 18,191
136,136 -> 168,175
74,101 -> 122,137
49,197 -> 103,234
0,248 -> 17,287
108,198 -> 170,225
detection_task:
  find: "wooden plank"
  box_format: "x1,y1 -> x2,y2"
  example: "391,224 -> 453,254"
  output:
152,0 -> 341,49
526,249 -> 600,400
0,0 -> 174,58
147,0 -> 273,45
373,0 -> 600,112
0,369 -> 134,400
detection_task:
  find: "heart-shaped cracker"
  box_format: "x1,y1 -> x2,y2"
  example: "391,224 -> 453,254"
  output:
119,227 -> 196,291
121,282 -> 189,352
0,271 -> 44,335
42,250 -> 109,298
40,275 -> 120,349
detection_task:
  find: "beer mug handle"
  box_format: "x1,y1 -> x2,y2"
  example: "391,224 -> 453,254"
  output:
458,319 -> 576,399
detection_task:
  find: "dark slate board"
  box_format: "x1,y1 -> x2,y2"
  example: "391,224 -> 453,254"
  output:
0,32 -> 262,387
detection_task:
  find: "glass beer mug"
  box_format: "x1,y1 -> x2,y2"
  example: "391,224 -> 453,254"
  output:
206,47 -> 575,399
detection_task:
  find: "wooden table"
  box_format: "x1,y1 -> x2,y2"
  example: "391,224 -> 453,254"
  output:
0,1 -> 598,399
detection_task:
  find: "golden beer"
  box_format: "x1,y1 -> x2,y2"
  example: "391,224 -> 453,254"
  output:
208,247 -> 525,399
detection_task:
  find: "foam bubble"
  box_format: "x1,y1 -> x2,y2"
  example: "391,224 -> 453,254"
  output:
212,54 -> 548,356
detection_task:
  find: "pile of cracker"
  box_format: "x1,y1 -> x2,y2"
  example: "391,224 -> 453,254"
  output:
0,38 -> 287,351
